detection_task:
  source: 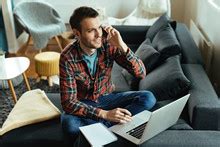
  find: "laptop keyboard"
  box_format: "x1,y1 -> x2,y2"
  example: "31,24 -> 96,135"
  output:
126,122 -> 147,139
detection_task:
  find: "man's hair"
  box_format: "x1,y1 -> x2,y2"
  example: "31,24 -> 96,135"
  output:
69,6 -> 99,31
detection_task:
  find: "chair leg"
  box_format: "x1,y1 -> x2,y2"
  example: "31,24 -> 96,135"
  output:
54,36 -> 63,52
17,34 -> 31,55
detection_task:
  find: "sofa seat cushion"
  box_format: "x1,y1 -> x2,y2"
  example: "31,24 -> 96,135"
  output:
139,55 -> 190,101
0,118 -> 69,147
169,119 -> 192,130
78,130 -> 220,147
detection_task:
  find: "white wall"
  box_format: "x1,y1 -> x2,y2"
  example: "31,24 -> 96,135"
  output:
39,0 -> 138,23
170,0 -> 185,23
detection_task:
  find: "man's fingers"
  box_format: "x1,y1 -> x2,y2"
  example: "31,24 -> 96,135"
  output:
104,26 -> 117,36
117,110 -> 132,123
120,108 -> 132,116
107,108 -> 133,123
119,115 -> 132,124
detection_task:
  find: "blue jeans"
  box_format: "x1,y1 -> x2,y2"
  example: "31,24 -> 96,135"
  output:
61,90 -> 156,142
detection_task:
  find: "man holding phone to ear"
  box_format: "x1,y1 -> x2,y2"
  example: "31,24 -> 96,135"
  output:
59,6 -> 156,143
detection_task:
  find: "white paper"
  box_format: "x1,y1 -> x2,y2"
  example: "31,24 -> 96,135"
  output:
79,123 -> 117,147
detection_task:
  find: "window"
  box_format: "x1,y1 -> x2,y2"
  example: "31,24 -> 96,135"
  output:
209,0 -> 220,10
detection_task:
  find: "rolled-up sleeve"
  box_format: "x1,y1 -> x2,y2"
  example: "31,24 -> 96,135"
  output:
112,46 -> 146,79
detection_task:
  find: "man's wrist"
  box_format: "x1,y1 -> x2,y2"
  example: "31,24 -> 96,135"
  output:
98,109 -> 107,119
118,42 -> 128,53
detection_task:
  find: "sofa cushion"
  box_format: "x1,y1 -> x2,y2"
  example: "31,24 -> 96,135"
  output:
0,118 -> 68,147
122,38 -> 160,90
145,13 -> 176,41
152,24 -> 181,62
169,119 -> 193,130
135,38 -> 160,71
111,63 -> 131,92
139,55 -> 191,101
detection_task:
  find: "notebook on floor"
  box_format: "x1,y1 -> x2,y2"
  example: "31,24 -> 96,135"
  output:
109,94 -> 190,145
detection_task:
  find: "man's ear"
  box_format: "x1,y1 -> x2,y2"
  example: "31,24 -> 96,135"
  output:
72,28 -> 80,37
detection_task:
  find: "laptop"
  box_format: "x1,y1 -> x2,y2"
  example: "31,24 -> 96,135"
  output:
109,94 -> 190,145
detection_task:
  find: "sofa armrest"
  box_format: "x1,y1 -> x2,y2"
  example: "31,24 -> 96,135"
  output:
182,64 -> 220,130
175,23 -> 204,65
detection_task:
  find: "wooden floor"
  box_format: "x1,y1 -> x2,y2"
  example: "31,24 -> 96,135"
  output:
8,40 -> 61,79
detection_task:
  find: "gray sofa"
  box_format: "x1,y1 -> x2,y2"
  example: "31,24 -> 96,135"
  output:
1,23 -> 220,147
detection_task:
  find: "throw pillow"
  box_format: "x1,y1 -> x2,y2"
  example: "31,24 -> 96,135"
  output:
135,38 -> 160,71
122,38 -> 160,90
145,13 -> 177,40
139,55 -> 191,101
145,13 -> 170,40
152,24 -> 181,62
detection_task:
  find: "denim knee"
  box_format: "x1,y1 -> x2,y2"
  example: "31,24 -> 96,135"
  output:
139,91 -> 156,110
61,113 -> 81,138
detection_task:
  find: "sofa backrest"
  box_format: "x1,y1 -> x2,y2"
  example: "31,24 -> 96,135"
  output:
113,25 -> 149,52
114,23 -> 204,66
175,23 -> 204,65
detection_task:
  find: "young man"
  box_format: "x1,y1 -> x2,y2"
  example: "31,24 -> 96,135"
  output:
59,6 -> 156,142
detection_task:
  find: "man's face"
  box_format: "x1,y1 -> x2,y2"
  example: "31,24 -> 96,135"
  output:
77,17 -> 103,49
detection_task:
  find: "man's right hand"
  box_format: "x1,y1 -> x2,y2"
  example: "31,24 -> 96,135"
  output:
98,108 -> 132,124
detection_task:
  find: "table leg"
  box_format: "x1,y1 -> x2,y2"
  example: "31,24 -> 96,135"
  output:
7,80 -> 17,103
22,72 -> 31,91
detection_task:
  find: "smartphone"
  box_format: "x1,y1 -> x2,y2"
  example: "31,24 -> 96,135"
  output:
102,27 -> 108,38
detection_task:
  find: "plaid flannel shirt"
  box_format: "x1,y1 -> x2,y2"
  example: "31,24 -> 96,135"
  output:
59,41 -> 146,120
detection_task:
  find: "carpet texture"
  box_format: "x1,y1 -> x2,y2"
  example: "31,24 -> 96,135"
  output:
0,78 -> 60,127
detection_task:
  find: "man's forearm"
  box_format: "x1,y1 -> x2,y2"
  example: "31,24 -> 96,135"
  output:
118,42 -> 128,53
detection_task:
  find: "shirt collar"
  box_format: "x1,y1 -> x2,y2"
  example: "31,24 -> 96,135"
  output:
72,41 -> 104,62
